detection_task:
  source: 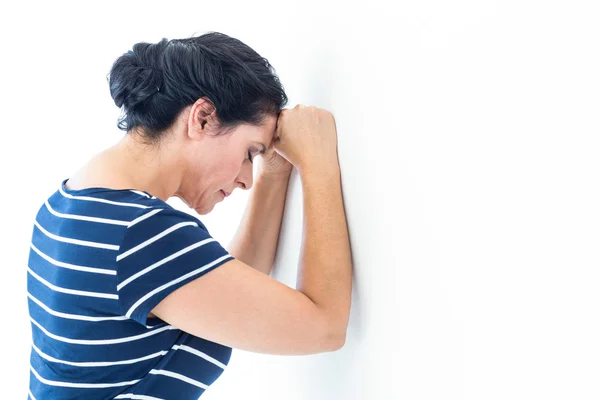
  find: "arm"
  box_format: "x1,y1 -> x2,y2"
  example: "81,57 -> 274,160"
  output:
156,163 -> 350,351
227,172 -> 291,275
297,165 -> 352,338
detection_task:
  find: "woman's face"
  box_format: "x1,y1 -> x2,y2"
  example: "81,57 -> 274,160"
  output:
174,109 -> 277,215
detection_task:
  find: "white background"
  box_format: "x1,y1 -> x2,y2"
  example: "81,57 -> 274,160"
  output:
1,0 -> 599,399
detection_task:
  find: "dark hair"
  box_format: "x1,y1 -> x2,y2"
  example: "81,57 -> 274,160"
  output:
107,32 -> 288,143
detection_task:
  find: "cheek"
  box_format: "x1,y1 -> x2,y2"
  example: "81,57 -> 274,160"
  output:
205,153 -> 239,181
191,153 -> 243,197
202,157 -> 242,195
222,156 -> 243,180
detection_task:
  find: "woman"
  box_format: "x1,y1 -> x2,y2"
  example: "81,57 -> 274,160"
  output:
27,32 -> 352,399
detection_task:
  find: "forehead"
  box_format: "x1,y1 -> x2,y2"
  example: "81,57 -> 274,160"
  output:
240,115 -> 277,144
261,115 -> 278,139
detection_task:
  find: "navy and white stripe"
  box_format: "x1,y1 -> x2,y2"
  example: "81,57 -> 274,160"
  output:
27,179 -> 234,400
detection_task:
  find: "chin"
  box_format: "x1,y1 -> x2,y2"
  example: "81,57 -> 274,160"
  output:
194,203 -> 215,215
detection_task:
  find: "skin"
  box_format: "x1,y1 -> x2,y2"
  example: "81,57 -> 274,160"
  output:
66,96 -> 295,319
66,96 -> 291,212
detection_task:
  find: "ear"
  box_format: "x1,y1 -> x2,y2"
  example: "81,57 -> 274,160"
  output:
188,97 -> 218,140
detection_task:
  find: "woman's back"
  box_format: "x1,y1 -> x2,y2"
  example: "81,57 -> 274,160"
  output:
27,179 -> 234,400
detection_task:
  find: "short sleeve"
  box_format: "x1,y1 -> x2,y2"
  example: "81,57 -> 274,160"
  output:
115,207 -> 234,326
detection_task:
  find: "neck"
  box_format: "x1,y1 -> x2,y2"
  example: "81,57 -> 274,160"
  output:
108,132 -> 184,201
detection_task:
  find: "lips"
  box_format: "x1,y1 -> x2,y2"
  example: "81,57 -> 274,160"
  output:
221,190 -> 230,198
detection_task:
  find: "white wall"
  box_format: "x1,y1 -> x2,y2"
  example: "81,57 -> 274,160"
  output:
2,1 -> 599,399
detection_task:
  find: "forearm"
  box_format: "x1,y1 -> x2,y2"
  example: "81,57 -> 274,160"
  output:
227,173 -> 291,275
296,165 -> 352,337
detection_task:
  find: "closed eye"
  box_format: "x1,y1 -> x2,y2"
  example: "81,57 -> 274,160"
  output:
247,148 -> 257,163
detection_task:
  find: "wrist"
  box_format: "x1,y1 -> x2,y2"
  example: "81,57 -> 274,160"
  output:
299,162 -> 340,179
257,169 -> 292,183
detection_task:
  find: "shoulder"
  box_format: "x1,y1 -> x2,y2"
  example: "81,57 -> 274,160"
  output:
117,206 -> 219,266
114,205 -> 232,325
126,206 -> 208,233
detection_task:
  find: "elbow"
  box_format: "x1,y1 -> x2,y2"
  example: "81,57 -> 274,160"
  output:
334,335 -> 347,351
316,307 -> 349,352
327,330 -> 347,352
325,316 -> 349,351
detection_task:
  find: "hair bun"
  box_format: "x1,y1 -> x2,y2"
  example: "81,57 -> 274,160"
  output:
108,42 -> 165,111
106,33 -> 288,139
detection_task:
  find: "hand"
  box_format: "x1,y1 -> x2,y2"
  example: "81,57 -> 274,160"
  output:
273,105 -> 339,173
255,140 -> 293,180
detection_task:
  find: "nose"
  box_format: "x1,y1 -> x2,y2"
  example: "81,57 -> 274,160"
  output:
236,162 -> 254,191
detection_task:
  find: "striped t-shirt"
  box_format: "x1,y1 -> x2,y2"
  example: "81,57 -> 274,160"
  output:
27,178 -> 236,400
